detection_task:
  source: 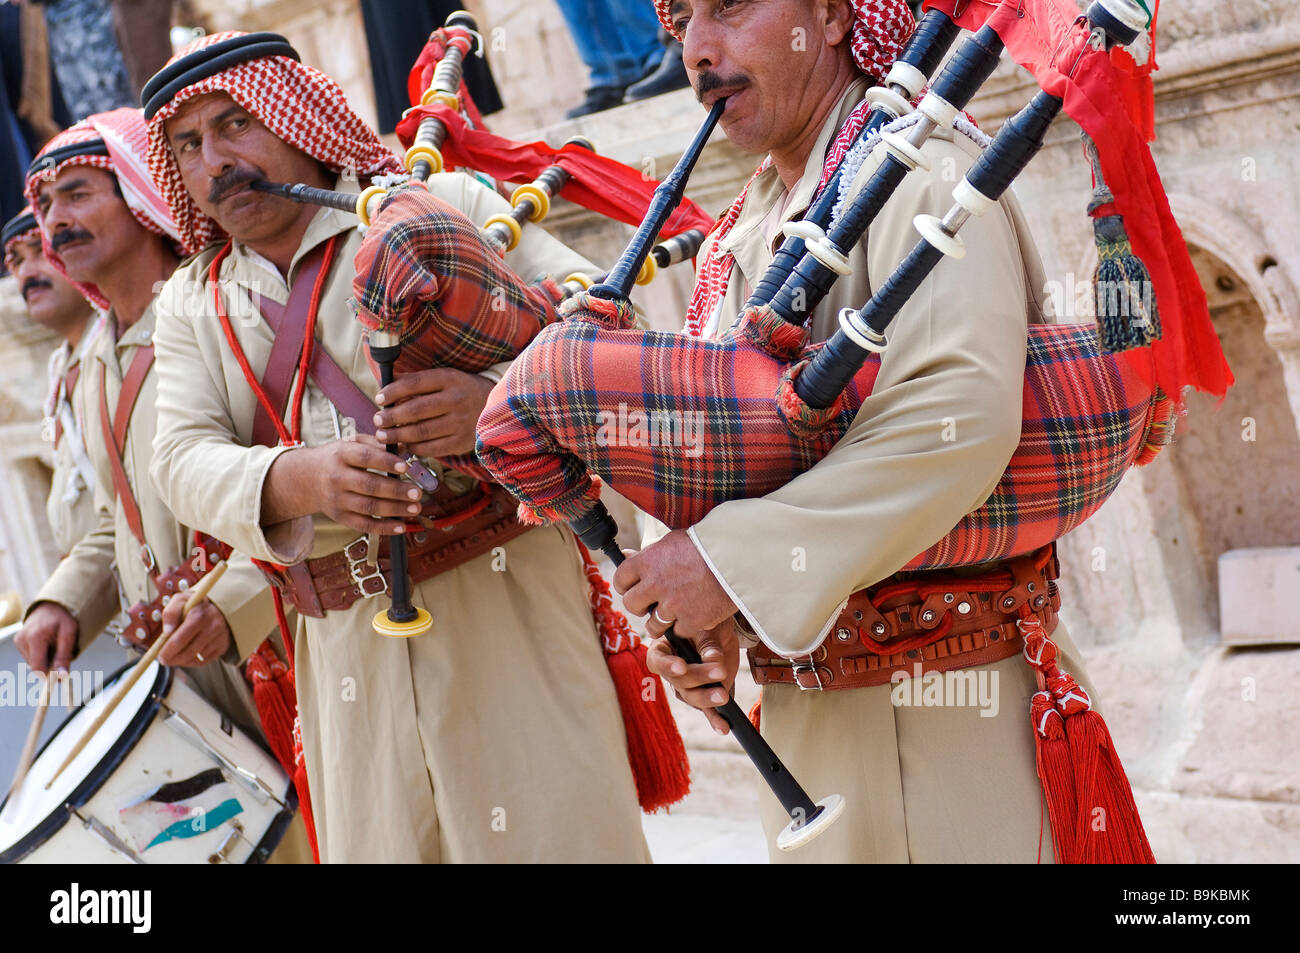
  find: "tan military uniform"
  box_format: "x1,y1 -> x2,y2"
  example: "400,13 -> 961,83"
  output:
150,172 -> 650,863
35,300 -> 281,735
44,319 -> 108,558
688,80 -> 1098,862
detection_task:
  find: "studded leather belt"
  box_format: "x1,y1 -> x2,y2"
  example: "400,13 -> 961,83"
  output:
263,482 -> 533,619
749,545 -> 1061,691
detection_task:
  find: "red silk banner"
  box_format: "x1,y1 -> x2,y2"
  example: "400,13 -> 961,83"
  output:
396,104 -> 716,239
922,0 -> 1230,400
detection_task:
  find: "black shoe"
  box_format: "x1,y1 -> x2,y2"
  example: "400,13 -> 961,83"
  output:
565,85 -> 628,119
623,42 -> 689,102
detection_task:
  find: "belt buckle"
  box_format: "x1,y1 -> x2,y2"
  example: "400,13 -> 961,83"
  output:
343,536 -> 388,598
139,544 -> 157,575
791,656 -> 824,691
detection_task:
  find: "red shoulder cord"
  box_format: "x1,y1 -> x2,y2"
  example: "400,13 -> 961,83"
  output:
209,236 -> 339,668
209,236 -> 339,448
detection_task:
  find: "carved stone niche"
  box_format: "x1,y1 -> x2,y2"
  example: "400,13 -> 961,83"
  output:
1061,194 -> 1300,647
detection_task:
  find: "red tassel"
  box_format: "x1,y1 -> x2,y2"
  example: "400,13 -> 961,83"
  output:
247,584 -> 320,863
245,640 -> 296,773
748,694 -> 761,732
1023,608 -> 1155,864
575,540 -> 690,812
291,716 -> 320,862
1031,691 -> 1076,863
1064,707 -> 1156,863
605,640 -> 692,811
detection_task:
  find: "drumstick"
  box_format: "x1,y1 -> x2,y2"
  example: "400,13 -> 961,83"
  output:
44,561 -> 228,789
5,671 -> 52,801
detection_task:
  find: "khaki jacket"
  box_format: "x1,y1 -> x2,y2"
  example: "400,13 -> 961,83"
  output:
34,299 -> 278,736
687,79 -> 1050,656
44,320 -> 106,556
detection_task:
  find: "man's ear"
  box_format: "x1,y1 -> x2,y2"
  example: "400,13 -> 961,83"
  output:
822,0 -> 856,48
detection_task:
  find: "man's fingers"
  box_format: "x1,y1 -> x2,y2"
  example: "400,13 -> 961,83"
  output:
332,509 -> 408,537
611,553 -> 641,595
407,435 -> 474,459
52,626 -> 76,675
374,367 -> 458,406
338,491 -> 419,521
338,440 -> 407,476
160,611 -> 202,663
619,580 -> 661,619
704,709 -> 732,735
645,638 -> 688,679
376,417 -> 458,451
343,470 -> 422,505
374,392 -> 457,432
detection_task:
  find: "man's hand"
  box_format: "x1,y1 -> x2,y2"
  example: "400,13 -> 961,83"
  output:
157,594 -> 231,668
262,436 -> 421,535
374,367 -> 495,458
646,618 -> 741,735
613,529 -> 738,640
15,602 -> 78,675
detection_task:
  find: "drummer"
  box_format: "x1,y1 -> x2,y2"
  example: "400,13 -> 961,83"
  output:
3,209 -> 108,564
11,109 -> 313,863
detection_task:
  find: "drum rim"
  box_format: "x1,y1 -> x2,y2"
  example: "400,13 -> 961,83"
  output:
0,661 -> 173,863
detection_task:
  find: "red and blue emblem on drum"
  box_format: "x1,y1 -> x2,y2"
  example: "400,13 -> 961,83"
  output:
118,768 -> 244,853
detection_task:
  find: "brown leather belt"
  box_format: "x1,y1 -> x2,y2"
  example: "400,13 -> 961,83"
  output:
123,534 -> 228,647
749,546 -> 1061,691
264,482 -> 533,618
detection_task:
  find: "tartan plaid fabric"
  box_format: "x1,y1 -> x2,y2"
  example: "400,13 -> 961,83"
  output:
351,187 -> 564,375
477,321 -> 1156,570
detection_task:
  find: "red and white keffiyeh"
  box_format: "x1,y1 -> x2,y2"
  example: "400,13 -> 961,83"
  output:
24,108 -> 183,310
2,210 -> 38,269
145,31 -> 403,253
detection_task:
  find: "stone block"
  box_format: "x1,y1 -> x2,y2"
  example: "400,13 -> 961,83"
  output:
1174,645 -> 1300,803
1218,547 -> 1300,644
1136,790 -> 1300,864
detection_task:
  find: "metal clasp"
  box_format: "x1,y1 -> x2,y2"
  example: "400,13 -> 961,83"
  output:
139,543 -> 157,575
791,657 -> 825,691
344,537 -> 388,598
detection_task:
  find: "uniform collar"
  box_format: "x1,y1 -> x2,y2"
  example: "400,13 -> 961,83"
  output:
107,299 -> 158,353
716,77 -> 870,269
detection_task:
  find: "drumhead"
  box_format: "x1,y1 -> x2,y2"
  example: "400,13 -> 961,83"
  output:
0,662 -> 171,862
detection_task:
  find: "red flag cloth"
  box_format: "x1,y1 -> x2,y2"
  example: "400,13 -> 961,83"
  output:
406,28 -> 488,131
394,104 -> 716,239
922,0 -> 1230,401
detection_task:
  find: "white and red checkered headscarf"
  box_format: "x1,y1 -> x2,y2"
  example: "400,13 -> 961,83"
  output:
145,31 -> 403,253
24,108 -> 183,310
655,0 -> 914,83
2,207 -> 38,273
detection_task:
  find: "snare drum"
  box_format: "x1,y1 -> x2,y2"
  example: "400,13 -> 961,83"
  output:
0,661 -> 295,863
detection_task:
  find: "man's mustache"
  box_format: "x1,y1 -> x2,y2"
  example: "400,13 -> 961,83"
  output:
22,277 -> 54,299
695,71 -> 749,104
50,228 -> 93,252
209,168 -> 262,204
